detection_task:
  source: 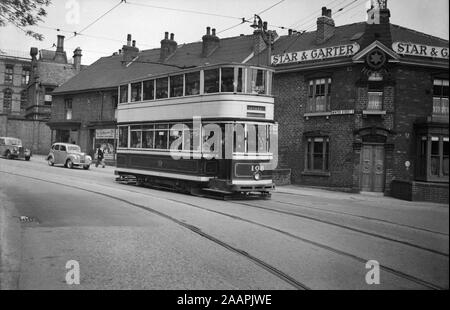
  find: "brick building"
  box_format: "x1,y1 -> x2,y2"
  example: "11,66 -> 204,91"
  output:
249,3 -> 448,202
0,49 -> 31,116
26,35 -> 82,120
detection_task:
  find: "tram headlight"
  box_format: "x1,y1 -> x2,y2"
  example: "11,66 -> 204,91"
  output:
254,171 -> 262,181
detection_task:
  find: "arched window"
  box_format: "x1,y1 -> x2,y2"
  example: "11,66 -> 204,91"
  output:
20,90 -> 28,112
3,89 -> 12,113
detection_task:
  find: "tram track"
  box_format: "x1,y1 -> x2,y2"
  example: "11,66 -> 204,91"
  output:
0,170 -> 310,290
1,169 -> 447,290
225,200 -> 449,257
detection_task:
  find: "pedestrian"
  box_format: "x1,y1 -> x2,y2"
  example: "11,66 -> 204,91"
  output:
95,145 -> 105,168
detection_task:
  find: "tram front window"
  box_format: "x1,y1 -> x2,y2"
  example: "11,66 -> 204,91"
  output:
156,78 -> 168,99
220,67 -> 234,92
248,69 -> 266,95
185,72 -> 200,96
236,67 -> 244,93
204,68 -> 219,94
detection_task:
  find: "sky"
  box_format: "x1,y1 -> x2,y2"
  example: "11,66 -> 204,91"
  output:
0,0 -> 448,65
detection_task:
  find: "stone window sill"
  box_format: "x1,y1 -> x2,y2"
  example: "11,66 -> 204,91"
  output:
363,110 -> 386,115
301,171 -> 331,177
304,112 -> 332,119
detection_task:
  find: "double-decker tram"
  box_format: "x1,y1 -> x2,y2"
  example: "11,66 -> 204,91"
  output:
115,63 -> 278,197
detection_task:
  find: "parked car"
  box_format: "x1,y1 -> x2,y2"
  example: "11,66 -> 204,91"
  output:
47,143 -> 92,170
0,137 -> 32,161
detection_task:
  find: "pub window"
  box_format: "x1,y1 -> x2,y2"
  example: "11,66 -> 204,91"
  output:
22,68 -> 30,85
170,75 -> 184,98
307,78 -> 331,113
130,126 -> 142,148
156,77 -> 168,99
4,65 -> 13,84
248,68 -> 266,94
118,126 -> 129,148
20,90 -> 27,112
65,98 -> 72,120
433,79 -> 449,115
204,68 -> 219,93
305,137 -> 330,171
367,84 -> 383,111
185,72 -> 200,96
143,80 -> 155,100
119,85 -> 128,103
417,136 -> 449,180
130,82 -> 142,102
220,67 -> 234,92
3,89 -> 12,113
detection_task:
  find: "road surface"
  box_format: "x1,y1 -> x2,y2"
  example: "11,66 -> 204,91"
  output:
0,156 -> 448,290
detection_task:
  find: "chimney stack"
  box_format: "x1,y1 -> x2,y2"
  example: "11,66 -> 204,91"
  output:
202,26 -> 220,57
56,35 -> 65,53
362,0 -> 392,48
316,6 -> 335,44
122,34 -> 139,64
160,32 -> 177,61
54,35 -> 68,63
73,47 -> 82,71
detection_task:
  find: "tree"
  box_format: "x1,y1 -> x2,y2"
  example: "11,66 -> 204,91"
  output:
0,0 -> 52,41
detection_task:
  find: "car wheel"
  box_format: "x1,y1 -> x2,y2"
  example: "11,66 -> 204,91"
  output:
66,159 -> 73,169
5,151 -> 12,159
47,157 -> 54,166
83,165 -> 90,170
25,157 -> 30,161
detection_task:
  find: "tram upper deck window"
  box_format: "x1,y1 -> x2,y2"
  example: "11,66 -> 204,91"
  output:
185,72 -> 200,96
119,85 -> 128,103
156,77 -> 169,99
170,75 -> 184,98
131,82 -> 142,102
220,67 -> 234,92
204,68 -> 219,93
248,68 -> 266,95
143,80 -> 155,101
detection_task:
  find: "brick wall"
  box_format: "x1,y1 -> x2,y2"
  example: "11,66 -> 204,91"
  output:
0,114 -> 51,154
391,180 -> 449,204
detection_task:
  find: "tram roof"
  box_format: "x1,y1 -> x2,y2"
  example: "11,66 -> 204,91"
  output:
53,22 -> 448,95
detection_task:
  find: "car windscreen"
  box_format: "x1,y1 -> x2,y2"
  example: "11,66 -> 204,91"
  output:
7,138 -> 22,146
67,145 -> 81,152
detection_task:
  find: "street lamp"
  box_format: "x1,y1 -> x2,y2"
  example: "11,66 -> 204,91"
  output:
251,14 -> 273,65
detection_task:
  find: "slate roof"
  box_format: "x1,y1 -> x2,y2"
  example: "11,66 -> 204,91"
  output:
53,35 -> 256,94
53,22 -> 448,95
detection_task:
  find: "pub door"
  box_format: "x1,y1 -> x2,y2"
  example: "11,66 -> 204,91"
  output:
360,144 -> 385,192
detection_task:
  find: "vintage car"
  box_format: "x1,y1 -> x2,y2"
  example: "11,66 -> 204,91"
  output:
0,137 -> 32,161
47,143 -> 92,170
